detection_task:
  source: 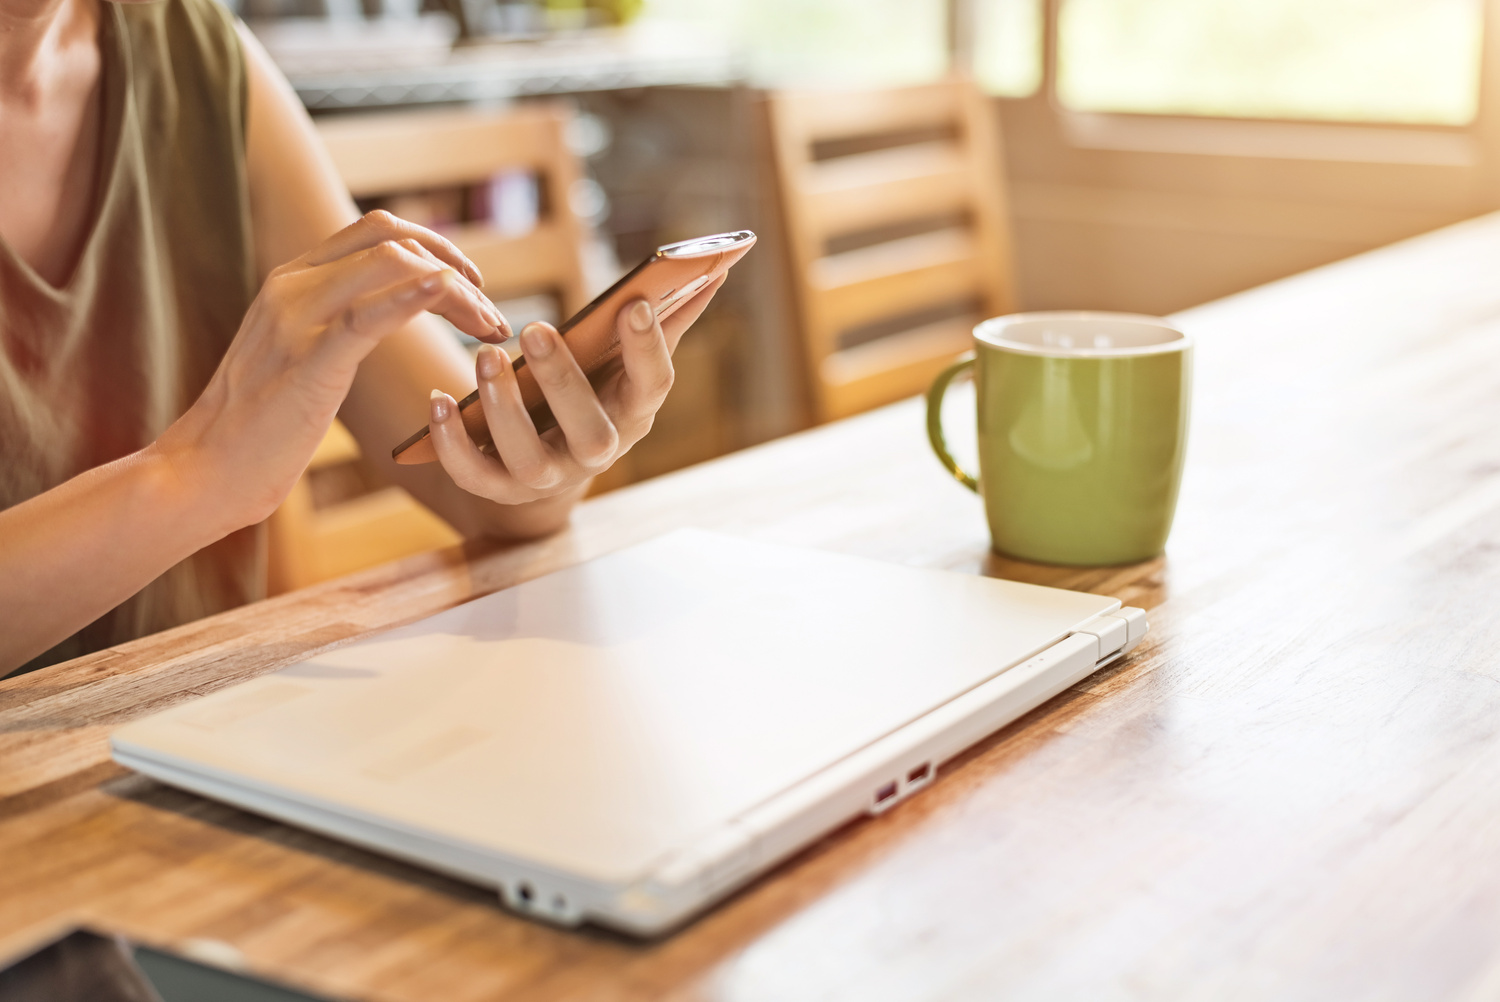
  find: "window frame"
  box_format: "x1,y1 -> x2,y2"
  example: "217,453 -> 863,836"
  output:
956,0 -> 1500,170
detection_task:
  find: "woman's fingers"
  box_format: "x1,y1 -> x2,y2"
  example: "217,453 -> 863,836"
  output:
307,268 -> 456,374
286,239 -> 505,342
517,322 -> 619,469
311,265 -> 506,375
613,298 -> 674,428
474,344 -> 564,491
426,278 -> 727,506
304,210 -> 483,288
397,239 -> 513,341
426,388 -> 513,499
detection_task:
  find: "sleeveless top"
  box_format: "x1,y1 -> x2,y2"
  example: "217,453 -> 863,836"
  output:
0,0 -> 262,673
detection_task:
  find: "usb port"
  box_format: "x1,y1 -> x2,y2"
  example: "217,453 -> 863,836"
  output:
906,762 -> 931,783
875,781 -> 898,803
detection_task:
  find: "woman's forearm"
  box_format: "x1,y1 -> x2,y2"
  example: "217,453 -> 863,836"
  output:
0,443 -> 225,672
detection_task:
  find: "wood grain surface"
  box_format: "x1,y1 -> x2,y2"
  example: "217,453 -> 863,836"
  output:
6,213 -> 1500,1000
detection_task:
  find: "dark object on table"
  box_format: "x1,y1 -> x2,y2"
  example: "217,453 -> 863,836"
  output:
0,930 -> 159,1002
0,929 -> 339,1002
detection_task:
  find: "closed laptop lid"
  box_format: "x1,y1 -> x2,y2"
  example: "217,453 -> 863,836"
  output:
112,530 -> 1118,888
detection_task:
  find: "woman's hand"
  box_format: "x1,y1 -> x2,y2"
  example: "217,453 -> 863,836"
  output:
424,274 -> 726,504
155,210 -> 508,533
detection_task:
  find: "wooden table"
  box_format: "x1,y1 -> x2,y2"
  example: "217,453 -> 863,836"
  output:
7,213 -> 1500,1000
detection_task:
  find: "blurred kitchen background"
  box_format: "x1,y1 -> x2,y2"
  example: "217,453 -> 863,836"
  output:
252,0 -> 1500,589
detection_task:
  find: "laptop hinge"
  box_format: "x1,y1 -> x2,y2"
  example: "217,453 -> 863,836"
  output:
1072,606 -> 1148,665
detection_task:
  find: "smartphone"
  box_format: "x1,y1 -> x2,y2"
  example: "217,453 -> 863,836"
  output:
0,928 -> 343,1002
392,229 -> 756,465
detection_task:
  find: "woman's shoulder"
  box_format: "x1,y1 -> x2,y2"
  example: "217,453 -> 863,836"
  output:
117,0 -> 243,54
116,0 -> 248,134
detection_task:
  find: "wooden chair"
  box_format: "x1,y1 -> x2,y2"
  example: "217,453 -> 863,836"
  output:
763,79 -> 1017,423
267,104 -> 593,594
316,104 -> 592,316
266,421 -> 460,593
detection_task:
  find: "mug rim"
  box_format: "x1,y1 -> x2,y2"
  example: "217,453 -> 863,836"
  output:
974,311 -> 1192,358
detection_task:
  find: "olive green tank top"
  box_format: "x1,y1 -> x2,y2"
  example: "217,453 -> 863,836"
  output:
0,0 -> 262,672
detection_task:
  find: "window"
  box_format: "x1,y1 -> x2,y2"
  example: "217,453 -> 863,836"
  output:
639,0 -> 948,87
972,0 -> 1043,97
639,0 -> 1486,128
1057,0 -> 1484,125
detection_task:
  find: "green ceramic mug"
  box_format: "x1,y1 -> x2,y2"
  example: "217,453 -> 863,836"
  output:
926,312 -> 1192,566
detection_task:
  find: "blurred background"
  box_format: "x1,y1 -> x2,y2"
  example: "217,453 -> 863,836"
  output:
250,0 -> 1500,589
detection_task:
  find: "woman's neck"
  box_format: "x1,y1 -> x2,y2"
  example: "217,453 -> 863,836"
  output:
0,0 -> 96,100
0,0 -> 103,285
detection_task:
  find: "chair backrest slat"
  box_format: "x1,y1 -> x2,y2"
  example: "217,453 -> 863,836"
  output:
782,82 -> 964,143
804,144 -> 973,238
317,108 -> 560,196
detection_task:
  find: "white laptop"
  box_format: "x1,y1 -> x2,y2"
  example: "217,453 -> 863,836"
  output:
112,529 -> 1145,936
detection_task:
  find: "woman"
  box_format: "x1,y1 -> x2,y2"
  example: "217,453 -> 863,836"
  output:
0,0 -> 722,673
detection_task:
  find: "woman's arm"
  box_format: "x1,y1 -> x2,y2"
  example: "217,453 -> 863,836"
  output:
0,447 -> 227,671
0,28 -> 722,672
237,28 -> 723,540
233,27 -> 581,538
0,213 -> 501,672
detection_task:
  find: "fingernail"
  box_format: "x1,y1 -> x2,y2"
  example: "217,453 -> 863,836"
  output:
464,258 -> 484,287
519,323 -> 553,358
628,299 -> 653,332
429,388 -> 451,422
420,270 -> 446,294
476,344 -> 503,380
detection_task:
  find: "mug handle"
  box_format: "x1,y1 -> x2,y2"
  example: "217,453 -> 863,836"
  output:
925,354 -> 980,493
